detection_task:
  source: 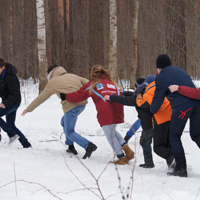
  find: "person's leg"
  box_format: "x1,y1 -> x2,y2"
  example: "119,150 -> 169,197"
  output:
62,105 -> 90,149
124,118 -> 141,142
0,106 -> 18,137
153,121 -> 173,160
189,106 -> 200,147
6,105 -> 31,147
140,128 -> 154,166
102,124 -> 124,157
169,109 -> 191,171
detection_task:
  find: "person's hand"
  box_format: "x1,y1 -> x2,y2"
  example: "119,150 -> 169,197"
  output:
169,85 -> 179,93
21,109 -> 28,116
0,103 -> 5,108
60,93 -> 66,101
104,95 -> 110,101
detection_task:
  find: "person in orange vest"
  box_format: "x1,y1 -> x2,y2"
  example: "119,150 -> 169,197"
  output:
136,75 -> 175,171
105,75 -> 175,171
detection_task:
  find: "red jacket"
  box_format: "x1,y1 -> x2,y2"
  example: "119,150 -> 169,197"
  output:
178,86 -> 200,100
65,75 -> 124,126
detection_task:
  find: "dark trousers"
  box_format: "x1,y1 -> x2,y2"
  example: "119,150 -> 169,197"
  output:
170,106 -> 200,170
0,104 -> 30,147
140,128 -> 154,165
153,121 -> 173,161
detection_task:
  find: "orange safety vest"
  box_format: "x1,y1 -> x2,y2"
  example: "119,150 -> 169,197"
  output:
136,81 -> 172,126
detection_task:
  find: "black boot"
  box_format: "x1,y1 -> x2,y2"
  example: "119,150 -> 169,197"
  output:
167,168 -> 187,177
82,142 -> 97,159
139,163 -> 155,168
67,145 -> 78,155
22,142 -> 32,148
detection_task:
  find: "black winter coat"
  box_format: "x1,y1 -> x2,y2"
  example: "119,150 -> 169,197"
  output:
0,63 -> 21,107
110,91 -> 153,130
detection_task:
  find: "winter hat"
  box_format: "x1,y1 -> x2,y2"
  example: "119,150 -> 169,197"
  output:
135,78 -> 145,88
145,75 -> 156,84
156,54 -> 171,68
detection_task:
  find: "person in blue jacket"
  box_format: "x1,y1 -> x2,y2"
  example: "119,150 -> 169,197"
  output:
150,54 -> 200,177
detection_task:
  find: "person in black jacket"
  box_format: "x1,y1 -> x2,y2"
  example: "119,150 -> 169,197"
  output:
105,78 -> 155,168
0,58 -> 31,148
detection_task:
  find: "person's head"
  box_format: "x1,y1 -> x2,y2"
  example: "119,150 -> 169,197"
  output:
145,75 -> 156,84
0,58 -> 6,75
90,65 -> 112,80
156,54 -> 171,69
89,65 -> 116,94
47,64 -> 59,74
135,78 -> 145,90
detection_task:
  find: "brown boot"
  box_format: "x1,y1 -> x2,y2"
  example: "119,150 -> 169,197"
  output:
110,156 -> 128,165
122,144 -> 134,161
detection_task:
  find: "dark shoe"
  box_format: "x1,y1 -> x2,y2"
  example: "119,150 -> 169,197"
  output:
23,142 -> 32,148
82,142 -> 97,159
167,155 -> 176,170
67,145 -> 78,155
139,163 -> 155,168
167,168 -> 187,177
124,136 -> 130,142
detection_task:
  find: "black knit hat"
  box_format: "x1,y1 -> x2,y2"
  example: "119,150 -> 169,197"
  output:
156,54 -> 171,68
135,78 -> 145,88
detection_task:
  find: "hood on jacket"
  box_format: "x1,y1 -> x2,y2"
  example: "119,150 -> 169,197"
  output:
49,66 -> 67,80
5,63 -> 18,76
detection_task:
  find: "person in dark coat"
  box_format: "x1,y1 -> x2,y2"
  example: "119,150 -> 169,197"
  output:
0,58 -> 31,148
150,54 -> 200,177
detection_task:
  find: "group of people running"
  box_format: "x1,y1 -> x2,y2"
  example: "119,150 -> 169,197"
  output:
1,54 -> 200,178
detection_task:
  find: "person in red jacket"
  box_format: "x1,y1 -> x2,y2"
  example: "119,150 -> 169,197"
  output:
169,85 -> 200,100
60,65 -> 134,165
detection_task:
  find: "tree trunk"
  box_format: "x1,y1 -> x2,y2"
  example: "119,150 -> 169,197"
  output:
108,0 -> 118,82
165,0 -> 187,71
89,0 -> 104,68
130,0 -> 139,87
36,0 -> 48,93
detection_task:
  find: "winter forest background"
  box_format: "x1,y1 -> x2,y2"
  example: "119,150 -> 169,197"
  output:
1,1 -> 200,200
1,0 -> 200,92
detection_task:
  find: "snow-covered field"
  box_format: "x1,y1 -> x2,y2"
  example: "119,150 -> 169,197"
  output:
1,79 -> 200,200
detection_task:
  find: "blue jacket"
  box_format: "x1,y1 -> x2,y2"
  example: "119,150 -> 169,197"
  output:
150,65 -> 200,113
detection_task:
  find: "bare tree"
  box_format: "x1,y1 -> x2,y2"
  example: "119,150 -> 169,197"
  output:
89,0 -> 104,68
109,0 -> 118,82
130,0 -> 139,87
36,0 -> 48,93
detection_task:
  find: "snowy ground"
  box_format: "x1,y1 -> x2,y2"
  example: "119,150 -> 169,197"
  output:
1,79 -> 200,200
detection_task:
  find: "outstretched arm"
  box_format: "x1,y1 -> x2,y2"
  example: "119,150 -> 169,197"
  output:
21,109 -> 28,116
104,94 -> 137,106
60,82 -> 90,103
169,85 -> 200,100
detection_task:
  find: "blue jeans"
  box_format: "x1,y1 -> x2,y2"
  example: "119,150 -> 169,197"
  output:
0,104 -> 30,147
140,128 -> 154,165
61,105 -> 90,149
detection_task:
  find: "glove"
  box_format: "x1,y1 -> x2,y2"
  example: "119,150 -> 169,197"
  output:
60,93 -> 66,101
124,136 -> 130,142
